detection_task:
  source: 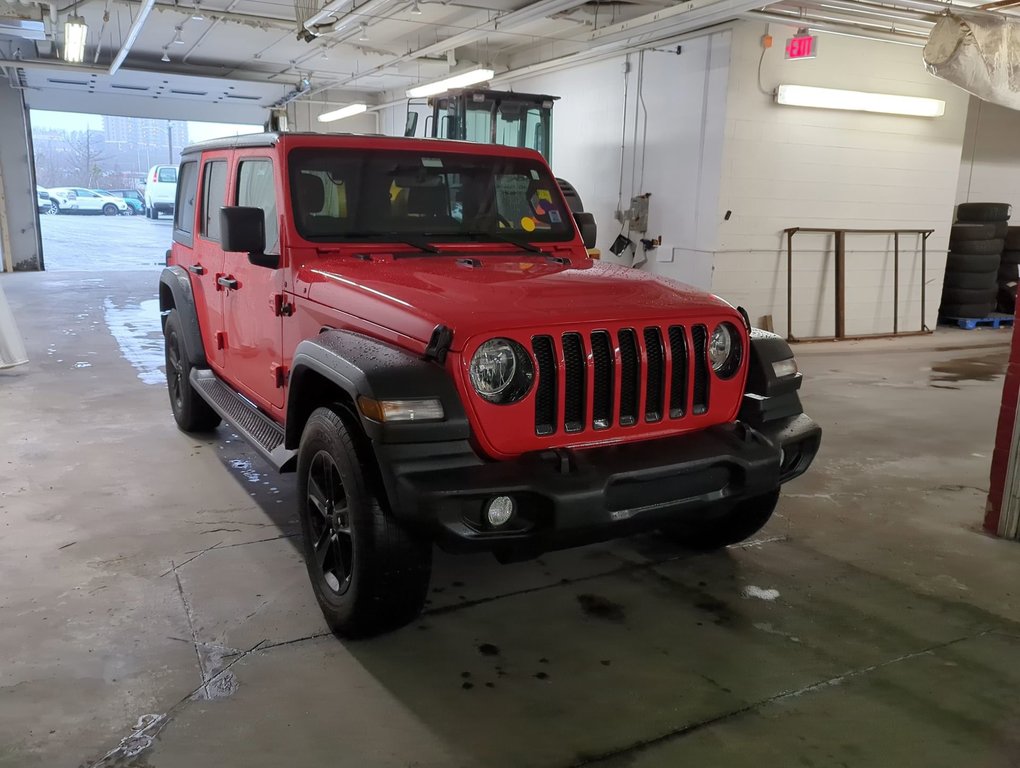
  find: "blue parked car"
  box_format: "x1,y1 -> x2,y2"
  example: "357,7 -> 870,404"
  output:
99,189 -> 145,216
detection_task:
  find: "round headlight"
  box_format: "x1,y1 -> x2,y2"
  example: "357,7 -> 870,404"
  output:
709,323 -> 742,379
469,338 -> 534,404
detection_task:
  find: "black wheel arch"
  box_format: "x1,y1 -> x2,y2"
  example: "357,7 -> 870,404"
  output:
284,330 -> 470,452
739,328 -> 806,424
159,266 -> 208,368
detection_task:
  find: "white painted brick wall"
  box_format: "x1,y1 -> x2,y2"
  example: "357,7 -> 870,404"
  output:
713,21 -> 970,338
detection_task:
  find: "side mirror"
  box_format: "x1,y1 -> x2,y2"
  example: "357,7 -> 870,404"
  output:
220,206 -> 276,268
574,212 -> 597,250
404,110 -> 419,137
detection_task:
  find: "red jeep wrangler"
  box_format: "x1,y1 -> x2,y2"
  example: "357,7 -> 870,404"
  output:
159,132 -> 820,637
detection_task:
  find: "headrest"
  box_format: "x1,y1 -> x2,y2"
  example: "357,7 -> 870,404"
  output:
296,173 -> 325,213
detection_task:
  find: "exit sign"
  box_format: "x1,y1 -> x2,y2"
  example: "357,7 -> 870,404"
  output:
785,35 -> 818,60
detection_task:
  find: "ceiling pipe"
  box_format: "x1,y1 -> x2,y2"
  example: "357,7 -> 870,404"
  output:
748,9 -> 929,44
310,0 -> 399,37
580,0 -> 770,47
763,4 -> 933,33
798,0 -> 937,24
108,0 -> 156,74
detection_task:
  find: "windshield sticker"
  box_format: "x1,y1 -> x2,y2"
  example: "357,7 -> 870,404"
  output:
548,209 -> 562,224
421,157 -> 443,168
536,189 -> 552,203
530,170 -> 540,179
520,216 -> 537,232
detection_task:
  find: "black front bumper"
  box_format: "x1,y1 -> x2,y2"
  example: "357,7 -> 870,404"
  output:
379,414 -> 821,556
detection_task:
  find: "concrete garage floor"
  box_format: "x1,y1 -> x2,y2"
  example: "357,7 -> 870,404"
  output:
3,265 -> 1020,768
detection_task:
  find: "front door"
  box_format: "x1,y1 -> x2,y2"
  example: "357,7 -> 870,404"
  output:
222,156 -> 285,413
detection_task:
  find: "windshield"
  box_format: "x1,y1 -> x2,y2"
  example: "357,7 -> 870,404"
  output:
287,148 -> 574,245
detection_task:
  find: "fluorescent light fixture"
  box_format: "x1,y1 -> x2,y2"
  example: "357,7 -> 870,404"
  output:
775,84 -> 945,117
317,103 -> 368,122
406,67 -> 494,98
172,25 -> 185,44
161,46 -> 170,62
411,0 -> 422,14
63,15 -> 88,63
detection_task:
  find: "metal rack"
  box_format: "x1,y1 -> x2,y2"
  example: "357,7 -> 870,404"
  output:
783,227 -> 935,342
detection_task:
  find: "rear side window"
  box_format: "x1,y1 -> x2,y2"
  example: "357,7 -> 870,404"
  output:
237,159 -> 279,254
159,167 -> 178,184
174,161 -> 199,243
201,161 -> 228,241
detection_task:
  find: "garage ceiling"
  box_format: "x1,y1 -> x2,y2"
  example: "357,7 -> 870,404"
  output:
0,0 -> 1018,119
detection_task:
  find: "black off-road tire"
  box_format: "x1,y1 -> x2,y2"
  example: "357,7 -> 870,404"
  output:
942,287 -> 997,306
945,252 -> 1001,273
957,202 -> 1013,222
943,269 -> 998,290
940,302 -> 996,319
951,223 -> 998,241
658,490 -> 780,551
948,238 -> 1005,256
163,309 -> 221,432
297,406 -> 431,638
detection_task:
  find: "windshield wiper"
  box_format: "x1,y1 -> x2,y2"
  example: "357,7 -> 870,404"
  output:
340,232 -> 440,254
460,231 -> 544,254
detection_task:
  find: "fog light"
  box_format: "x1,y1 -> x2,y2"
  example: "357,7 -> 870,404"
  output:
486,496 -> 515,527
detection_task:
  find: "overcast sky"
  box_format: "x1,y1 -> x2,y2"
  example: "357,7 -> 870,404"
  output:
30,110 -> 261,142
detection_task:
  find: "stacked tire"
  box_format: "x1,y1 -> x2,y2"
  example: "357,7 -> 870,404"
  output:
999,227 -> 1020,314
941,202 -> 1010,319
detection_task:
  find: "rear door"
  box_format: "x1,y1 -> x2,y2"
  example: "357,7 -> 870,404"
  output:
73,189 -> 102,212
221,155 -> 285,412
186,154 -> 231,371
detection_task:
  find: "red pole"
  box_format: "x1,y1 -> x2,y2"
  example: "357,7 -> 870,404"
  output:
985,302 -> 1020,533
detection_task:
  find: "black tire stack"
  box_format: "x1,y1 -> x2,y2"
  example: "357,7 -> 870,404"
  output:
999,227 -> 1020,314
941,202 -> 1010,319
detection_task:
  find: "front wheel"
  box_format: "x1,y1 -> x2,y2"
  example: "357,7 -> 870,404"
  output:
46,202 -> 59,215
163,309 -> 221,432
297,407 -> 431,638
658,490 -> 781,550
102,203 -> 118,216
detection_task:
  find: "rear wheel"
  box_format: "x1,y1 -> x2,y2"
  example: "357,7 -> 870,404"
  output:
46,202 -> 59,215
297,406 -> 431,638
163,309 -> 221,432
658,490 -> 780,550
125,205 -> 136,216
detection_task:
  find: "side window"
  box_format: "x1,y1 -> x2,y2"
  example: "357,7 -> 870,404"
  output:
200,160 -> 228,241
237,160 -> 279,254
174,160 -> 199,240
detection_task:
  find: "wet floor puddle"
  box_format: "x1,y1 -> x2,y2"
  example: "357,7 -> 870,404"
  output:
930,349 -> 1009,385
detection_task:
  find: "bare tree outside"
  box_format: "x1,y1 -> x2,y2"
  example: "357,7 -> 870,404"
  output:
64,129 -> 107,187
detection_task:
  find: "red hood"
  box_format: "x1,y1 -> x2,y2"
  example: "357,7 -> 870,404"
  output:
297,253 -> 737,350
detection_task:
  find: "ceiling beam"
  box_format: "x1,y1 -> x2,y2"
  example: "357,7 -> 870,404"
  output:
108,0 -> 157,75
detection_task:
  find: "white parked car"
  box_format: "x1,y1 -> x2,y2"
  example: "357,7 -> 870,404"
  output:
143,165 -> 177,219
48,187 -> 129,216
36,187 -> 55,214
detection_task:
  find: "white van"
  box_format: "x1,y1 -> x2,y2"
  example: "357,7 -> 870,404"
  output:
143,165 -> 178,219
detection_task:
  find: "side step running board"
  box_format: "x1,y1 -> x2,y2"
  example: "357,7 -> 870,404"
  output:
190,368 -> 297,473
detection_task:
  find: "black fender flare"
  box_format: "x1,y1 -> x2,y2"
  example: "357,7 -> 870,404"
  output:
285,330 -> 471,450
158,267 -> 207,368
740,329 -> 805,424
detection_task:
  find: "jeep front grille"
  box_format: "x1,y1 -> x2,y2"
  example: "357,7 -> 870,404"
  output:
531,324 -> 710,436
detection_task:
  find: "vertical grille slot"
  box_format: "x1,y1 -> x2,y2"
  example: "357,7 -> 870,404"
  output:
691,324 -> 709,415
562,333 -> 586,433
643,327 -> 664,422
590,331 -> 613,430
532,336 -> 557,436
618,329 -> 639,426
668,325 -> 687,419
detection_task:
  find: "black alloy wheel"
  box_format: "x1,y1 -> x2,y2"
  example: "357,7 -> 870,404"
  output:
306,450 -> 355,596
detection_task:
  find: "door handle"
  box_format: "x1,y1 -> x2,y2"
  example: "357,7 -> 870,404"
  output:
188,264 -> 205,275
217,276 -> 238,290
